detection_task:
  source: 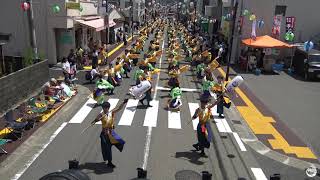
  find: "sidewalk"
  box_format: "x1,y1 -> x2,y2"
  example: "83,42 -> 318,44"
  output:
212,66 -> 320,169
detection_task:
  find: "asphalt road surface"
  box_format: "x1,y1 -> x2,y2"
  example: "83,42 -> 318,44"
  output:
4,24 -> 272,180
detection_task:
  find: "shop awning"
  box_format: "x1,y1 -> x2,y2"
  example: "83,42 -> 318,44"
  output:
242,35 -> 292,48
76,18 -> 116,31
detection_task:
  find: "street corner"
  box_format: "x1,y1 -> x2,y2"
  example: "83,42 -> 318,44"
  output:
215,67 -> 319,166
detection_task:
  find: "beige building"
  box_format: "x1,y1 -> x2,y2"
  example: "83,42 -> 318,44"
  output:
0,0 -> 123,65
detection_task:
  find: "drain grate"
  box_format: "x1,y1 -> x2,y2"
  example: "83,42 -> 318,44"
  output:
232,120 -> 242,124
175,170 -> 201,180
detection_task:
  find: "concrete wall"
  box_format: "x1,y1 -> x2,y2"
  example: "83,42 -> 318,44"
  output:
0,60 -> 50,115
0,0 -> 48,58
241,0 -> 320,42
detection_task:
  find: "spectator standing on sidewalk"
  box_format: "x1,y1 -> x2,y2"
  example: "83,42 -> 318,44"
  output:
92,46 -> 99,68
62,57 -> 71,84
123,33 -> 127,46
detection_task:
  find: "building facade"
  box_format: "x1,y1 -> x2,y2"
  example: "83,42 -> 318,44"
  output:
0,0 -> 123,65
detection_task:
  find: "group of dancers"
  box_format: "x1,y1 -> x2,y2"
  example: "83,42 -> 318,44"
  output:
89,19 -> 166,167
88,17 -> 239,168
165,22 -> 233,156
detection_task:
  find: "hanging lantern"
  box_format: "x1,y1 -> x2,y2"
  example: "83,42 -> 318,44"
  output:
243,9 -> 250,16
21,2 -> 30,11
79,6 -> 83,12
249,14 -> 256,21
285,32 -> 295,41
257,20 -> 264,28
52,5 -> 60,13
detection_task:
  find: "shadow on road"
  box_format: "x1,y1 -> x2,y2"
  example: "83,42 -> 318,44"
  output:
87,103 -> 99,108
78,162 -> 114,175
175,150 -> 205,165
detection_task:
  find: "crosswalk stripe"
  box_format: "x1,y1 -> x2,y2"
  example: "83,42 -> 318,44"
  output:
143,100 -> 159,127
69,98 -> 96,123
188,103 -> 199,130
168,110 -> 181,129
118,99 -> 139,126
251,168 -> 268,180
96,98 -> 120,124
212,104 -> 232,133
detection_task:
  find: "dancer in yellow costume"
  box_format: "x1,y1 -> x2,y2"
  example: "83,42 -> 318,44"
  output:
191,98 -> 219,156
91,99 -> 128,168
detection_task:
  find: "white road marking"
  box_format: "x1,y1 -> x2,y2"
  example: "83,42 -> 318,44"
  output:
118,99 -> 139,126
157,86 -> 199,92
251,168 -> 268,180
142,32 -> 166,170
96,98 -> 119,124
168,111 -> 182,129
188,103 -> 199,130
69,98 -> 96,123
12,122 -> 68,180
215,119 -> 233,133
232,132 -> 247,151
143,100 -> 159,127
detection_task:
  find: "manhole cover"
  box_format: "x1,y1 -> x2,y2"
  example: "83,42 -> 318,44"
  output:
175,170 -> 201,180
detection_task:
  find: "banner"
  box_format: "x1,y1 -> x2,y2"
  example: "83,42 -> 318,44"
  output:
272,15 -> 282,39
286,16 -> 296,32
251,19 -> 257,39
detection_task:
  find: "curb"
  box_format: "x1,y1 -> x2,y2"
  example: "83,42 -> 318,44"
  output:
218,70 -> 320,170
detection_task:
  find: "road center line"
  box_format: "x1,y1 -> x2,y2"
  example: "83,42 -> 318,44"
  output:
142,29 -> 166,170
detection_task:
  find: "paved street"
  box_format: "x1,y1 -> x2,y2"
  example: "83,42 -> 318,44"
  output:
2,0 -> 320,180
0,25 -> 269,180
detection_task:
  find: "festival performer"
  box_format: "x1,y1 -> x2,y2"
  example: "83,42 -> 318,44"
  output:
196,62 -> 205,79
91,99 -> 129,168
201,72 -> 215,99
213,75 -> 231,118
94,75 -> 114,105
121,50 -> 132,78
191,98 -> 219,156
168,67 -> 180,88
138,74 -> 153,107
134,66 -> 145,85
167,85 -> 182,111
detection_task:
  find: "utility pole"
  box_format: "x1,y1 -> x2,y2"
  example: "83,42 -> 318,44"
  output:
103,0 -> 109,66
225,0 -> 238,81
131,0 -> 134,39
26,0 -> 38,60
193,1 -> 197,35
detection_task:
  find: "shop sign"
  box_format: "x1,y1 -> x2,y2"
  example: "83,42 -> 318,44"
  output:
285,16 -> 296,32
66,2 -> 80,10
60,31 -> 73,45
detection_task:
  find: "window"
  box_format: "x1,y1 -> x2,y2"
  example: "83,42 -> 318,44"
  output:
275,5 -> 287,16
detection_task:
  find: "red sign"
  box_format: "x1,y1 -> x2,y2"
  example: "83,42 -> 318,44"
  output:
286,16 -> 296,32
